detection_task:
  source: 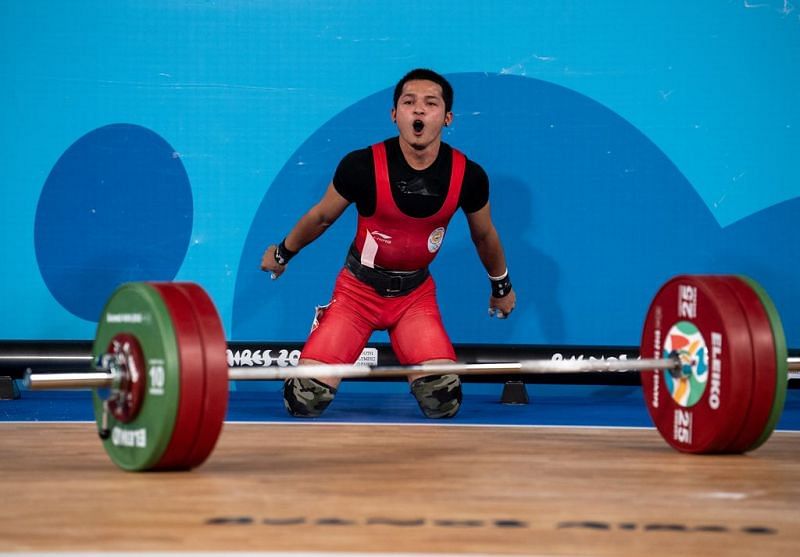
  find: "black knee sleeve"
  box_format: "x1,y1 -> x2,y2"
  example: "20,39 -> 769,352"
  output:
410,374 -> 462,419
283,377 -> 337,418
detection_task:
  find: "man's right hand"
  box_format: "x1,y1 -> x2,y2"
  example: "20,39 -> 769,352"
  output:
260,245 -> 286,279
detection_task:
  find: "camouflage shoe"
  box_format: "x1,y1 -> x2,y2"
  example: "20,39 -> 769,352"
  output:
283,377 -> 337,418
410,374 -> 462,419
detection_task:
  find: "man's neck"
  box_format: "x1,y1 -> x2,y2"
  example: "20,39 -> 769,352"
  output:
397,136 -> 441,170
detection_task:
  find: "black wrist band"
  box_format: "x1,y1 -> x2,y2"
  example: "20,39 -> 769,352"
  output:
490,273 -> 512,298
274,239 -> 297,266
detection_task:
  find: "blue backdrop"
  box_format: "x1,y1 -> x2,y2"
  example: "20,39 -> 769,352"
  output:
2,1 -> 799,347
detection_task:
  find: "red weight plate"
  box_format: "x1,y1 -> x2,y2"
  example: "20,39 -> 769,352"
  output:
738,276 -> 788,451
715,276 -> 776,453
175,283 -> 228,469
150,283 -> 206,470
640,275 -> 753,453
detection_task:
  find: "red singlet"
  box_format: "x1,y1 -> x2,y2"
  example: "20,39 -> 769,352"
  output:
301,142 -> 466,365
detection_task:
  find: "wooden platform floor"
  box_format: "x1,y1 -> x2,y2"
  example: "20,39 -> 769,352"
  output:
1,422 -> 798,556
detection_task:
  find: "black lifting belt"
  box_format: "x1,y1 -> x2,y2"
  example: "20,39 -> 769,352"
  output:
345,244 -> 429,297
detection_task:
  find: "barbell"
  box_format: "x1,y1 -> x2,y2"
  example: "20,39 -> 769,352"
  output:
24,275 -> 794,471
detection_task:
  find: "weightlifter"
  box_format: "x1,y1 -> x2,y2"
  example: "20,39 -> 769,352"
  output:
261,68 -> 516,419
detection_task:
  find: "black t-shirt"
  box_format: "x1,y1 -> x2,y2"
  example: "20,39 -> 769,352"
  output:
333,137 -> 489,218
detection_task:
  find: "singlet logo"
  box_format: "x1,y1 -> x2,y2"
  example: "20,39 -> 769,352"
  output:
370,231 -> 392,244
427,227 -> 446,253
310,300 -> 333,333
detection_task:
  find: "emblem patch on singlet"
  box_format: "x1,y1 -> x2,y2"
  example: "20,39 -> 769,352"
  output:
427,227 -> 446,253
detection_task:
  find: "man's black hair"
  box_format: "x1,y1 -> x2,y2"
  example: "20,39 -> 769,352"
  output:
393,68 -> 453,113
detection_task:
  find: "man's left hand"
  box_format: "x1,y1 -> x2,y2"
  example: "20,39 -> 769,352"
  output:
488,289 -> 516,319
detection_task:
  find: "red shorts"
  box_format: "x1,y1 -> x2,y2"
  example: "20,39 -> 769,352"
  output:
301,269 -> 456,365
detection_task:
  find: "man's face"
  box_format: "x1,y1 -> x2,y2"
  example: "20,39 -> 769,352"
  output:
392,79 -> 452,151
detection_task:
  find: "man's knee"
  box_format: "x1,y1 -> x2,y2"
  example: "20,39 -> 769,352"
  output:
283,377 -> 337,418
410,374 -> 462,419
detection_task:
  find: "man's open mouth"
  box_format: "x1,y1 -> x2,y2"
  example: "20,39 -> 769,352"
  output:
413,120 -> 424,133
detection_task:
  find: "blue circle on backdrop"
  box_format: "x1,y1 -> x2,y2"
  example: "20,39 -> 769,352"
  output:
35,123 -> 193,322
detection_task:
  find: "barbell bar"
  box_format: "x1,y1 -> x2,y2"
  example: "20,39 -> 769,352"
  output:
26,356 -> 691,390
18,275 -> 794,470
24,356 -> 800,390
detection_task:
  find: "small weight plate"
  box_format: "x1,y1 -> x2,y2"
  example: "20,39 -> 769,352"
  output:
93,283 -> 181,471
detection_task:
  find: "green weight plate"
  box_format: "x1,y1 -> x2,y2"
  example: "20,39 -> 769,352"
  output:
738,276 -> 788,451
92,283 -> 180,471
150,283 -> 207,470
716,276 -> 776,453
176,283 -> 229,469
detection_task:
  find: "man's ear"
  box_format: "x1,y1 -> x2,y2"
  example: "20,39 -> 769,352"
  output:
391,107 -> 397,123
